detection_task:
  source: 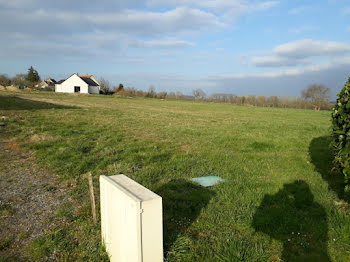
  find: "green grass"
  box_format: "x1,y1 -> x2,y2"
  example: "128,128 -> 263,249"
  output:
1,91 -> 350,261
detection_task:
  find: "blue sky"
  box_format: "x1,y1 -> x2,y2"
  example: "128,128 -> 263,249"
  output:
0,0 -> 349,98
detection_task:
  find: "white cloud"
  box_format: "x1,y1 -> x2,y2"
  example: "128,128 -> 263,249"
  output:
147,0 -> 279,22
0,0 -> 37,8
130,39 -> 195,48
0,7 -> 223,36
0,0 -> 142,11
275,39 -> 350,58
147,0 -> 278,11
0,0 -> 279,62
250,39 -> 350,68
251,56 -> 309,67
200,58 -> 349,99
90,7 -> 224,34
210,57 -> 350,79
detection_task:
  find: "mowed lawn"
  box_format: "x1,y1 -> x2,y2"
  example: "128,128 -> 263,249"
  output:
1,91 -> 350,261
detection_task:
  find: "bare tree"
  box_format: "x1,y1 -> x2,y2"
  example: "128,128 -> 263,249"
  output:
157,92 -> 167,99
301,84 -> 330,110
99,77 -> 111,94
193,89 -> 206,100
115,83 -> 124,93
175,91 -> 183,99
0,74 -> 11,86
167,92 -> 176,99
12,74 -> 27,87
257,95 -> 266,107
146,85 -> 156,98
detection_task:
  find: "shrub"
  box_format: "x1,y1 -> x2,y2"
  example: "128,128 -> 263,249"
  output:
332,77 -> 350,192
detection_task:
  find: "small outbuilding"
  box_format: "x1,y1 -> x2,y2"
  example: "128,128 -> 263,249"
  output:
55,74 -> 100,94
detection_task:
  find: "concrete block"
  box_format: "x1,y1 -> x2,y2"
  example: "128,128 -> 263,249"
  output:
100,175 -> 163,262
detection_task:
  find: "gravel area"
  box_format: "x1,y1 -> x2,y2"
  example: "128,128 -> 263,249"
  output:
0,138 -> 69,261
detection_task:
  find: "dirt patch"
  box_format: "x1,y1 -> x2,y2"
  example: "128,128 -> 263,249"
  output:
5,86 -> 19,92
0,139 -> 70,261
29,134 -> 56,144
0,86 -> 18,91
6,142 -> 22,152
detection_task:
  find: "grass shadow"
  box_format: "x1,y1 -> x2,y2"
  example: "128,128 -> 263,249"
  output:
252,180 -> 330,262
155,179 -> 215,256
0,95 -> 77,110
309,136 -> 348,202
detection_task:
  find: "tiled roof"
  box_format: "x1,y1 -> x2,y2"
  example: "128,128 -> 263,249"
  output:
46,78 -> 57,83
80,76 -> 99,86
79,74 -> 92,78
56,74 -> 99,86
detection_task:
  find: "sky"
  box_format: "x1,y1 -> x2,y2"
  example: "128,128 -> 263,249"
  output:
0,0 -> 349,98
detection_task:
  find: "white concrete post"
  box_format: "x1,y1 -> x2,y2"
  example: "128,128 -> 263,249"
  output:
100,175 -> 163,262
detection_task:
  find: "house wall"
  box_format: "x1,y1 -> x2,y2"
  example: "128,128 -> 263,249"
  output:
40,82 -> 49,88
55,74 -> 89,94
88,86 -> 100,94
55,84 -> 62,92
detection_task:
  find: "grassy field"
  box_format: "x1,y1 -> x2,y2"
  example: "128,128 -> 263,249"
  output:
1,91 -> 350,261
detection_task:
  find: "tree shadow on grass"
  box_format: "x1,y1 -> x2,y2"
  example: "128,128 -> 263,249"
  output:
155,179 -> 215,256
309,136 -> 349,202
0,95 -> 77,110
252,180 -> 330,262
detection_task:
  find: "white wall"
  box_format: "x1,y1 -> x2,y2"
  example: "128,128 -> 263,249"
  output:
55,74 -> 89,94
88,86 -> 100,94
100,175 -> 163,262
55,84 -> 61,92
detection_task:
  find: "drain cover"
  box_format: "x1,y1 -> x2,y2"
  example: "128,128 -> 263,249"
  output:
190,176 -> 225,187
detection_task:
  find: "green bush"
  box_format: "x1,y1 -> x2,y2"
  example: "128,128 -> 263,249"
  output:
332,77 -> 350,192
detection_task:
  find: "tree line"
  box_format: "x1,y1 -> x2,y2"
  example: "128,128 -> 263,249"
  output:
0,66 -> 40,88
1,68 -> 332,111
99,77 -> 332,111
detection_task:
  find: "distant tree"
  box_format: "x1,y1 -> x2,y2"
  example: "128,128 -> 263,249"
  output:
193,89 -> 206,100
157,92 -> 167,99
116,83 -> 124,93
146,85 -> 156,98
267,96 -> 279,107
301,84 -> 330,110
240,96 -> 246,105
99,77 -> 111,94
175,91 -> 183,99
246,95 -> 257,106
26,66 -> 40,84
0,74 -> 11,86
167,92 -> 176,99
257,95 -> 266,107
12,74 -> 27,87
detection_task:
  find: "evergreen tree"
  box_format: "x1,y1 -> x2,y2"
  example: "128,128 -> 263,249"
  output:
26,66 -> 40,82
332,77 -> 350,193
117,83 -> 124,92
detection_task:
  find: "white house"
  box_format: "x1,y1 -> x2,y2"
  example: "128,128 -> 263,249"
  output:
36,78 -> 56,88
55,74 -> 100,94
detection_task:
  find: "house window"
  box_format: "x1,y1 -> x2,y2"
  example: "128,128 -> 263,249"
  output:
74,86 -> 80,93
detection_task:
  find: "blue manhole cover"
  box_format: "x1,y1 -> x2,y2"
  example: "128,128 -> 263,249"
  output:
190,176 -> 225,187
